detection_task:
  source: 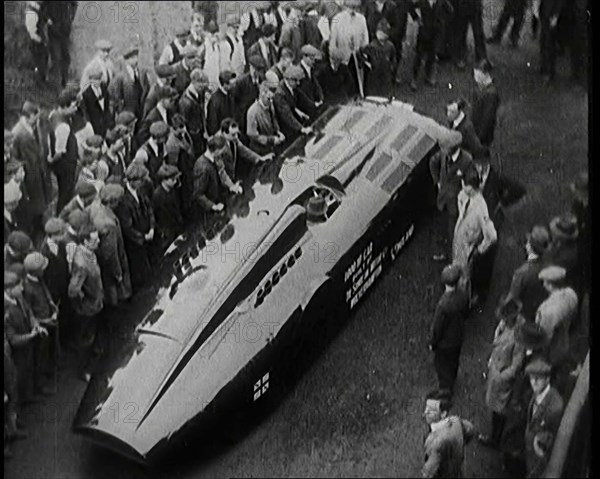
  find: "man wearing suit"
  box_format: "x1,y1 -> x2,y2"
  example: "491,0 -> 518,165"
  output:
193,136 -> 231,214
430,264 -> 470,393
422,389 -> 475,478
143,64 -> 177,119
109,45 -> 150,120
4,182 -> 22,244
317,48 -> 354,106
446,99 -> 487,160
152,164 -> 184,253
298,45 -> 325,117
116,163 -> 155,292
365,0 -> 402,61
206,70 -> 237,137
81,65 -> 114,138
80,39 -> 115,90
247,81 -> 286,156
134,122 -> 170,186
429,143 -> 474,260
539,0 -> 565,83
58,180 -> 96,222
472,60 -> 500,147
524,358 -> 564,477
268,48 -> 295,83
138,86 -> 177,146
247,24 -> 279,70
231,56 -> 267,142
505,226 -> 550,323
178,69 -> 209,157
172,45 -> 203,96
11,101 -> 53,239
273,65 -> 315,145
158,26 -> 189,66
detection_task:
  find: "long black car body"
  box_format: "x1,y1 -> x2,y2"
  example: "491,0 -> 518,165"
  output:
73,98 -> 462,464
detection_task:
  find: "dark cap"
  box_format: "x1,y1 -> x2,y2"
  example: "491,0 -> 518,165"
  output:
115,110 -> 137,126
525,357 -> 552,376
157,163 -> 181,181
515,321 -> 549,351
7,231 -> 33,254
549,214 -> 579,241
155,64 -> 176,79
526,225 -> 550,255
75,180 -> 98,200
248,55 -> 267,70
440,264 -> 461,286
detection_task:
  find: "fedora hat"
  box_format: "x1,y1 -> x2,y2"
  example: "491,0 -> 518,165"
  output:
515,321 -> 548,352
306,196 -> 327,222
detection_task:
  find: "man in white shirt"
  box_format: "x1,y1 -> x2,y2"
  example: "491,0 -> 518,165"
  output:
221,16 -> 247,76
329,0 -> 369,96
80,39 -> 115,90
158,26 -> 189,66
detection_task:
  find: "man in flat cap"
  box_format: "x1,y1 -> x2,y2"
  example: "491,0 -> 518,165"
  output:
430,264 -> 470,394
193,135 -> 228,215
172,45 -> 204,95
298,44 -> 325,114
135,121 -> 170,185
505,225 -> 550,323
524,357 -> 564,477
273,65 -> 315,143
231,55 -> 267,140
422,389 -> 476,478
115,111 -> 138,163
98,125 -> 128,184
109,42 -> 150,119
535,266 -> 578,390
247,81 -> 286,156
178,68 -> 209,157
76,134 -> 104,193
80,39 -> 115,90
360,19 -> 397,98
152,164 -> 184,253
248,24 -> 279,70
4,181 -> 23,244
81,64 -> 114,138
11,100 -> 52,240
268,48 -> 295,84
206,70 -> 237,137
138,85 -> 177,145
58,180 -> 97,222
116,163 -> 155,292
143,64 -> 177,119
159,25 -> 189,66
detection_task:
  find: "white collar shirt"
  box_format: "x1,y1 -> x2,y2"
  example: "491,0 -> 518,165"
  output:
452,111 -> 465,129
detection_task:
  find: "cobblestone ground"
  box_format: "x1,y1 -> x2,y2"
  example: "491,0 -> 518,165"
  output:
4,2 -> 588,478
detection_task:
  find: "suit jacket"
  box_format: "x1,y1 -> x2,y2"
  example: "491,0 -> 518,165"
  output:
138,105 -> 172,146
410,0 -> 453,51
298,62 -> 324,104
231,73 -> 261,136
206,88 -> 236,137
11,120 -> 52,216
273,82 -> 314,140
422,416 -> 475,478
193,155 -> 225,211
152,184 -> 184,250
279,22 -> 303,62
430,288 -> 470,350
108,68 -> 150,118
178,86 -> 206,137
365,0 -> 401,42
508,256 -> 549,322
58,196 -> 86,221
525,387 -> 564,477
452,115 -> 486,159
81,84 -> 114,138
40,239 -> 69,304
247,39 -> 278,70
23,275 -> 55,320
68,244 -> 104,316
317,62 -> 354,105
218,138 -> 262,181
472,83 -> 500,146
300,12 -> 324,48
429,148 -> 474,214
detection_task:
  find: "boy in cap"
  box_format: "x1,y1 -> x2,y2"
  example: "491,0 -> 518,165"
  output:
524,357 -> 564,477
135,122 -> 170,184
429,263 -> 470,394
138,86 -> 177,145
76,135 -> 104,192
159,25 -> 189,66
178,68 -> 210,156
193,135 -> 228,215
81,64 -> 114,138
231,55 -> 268,139
273,65 -> 315,142
207,70 -> 237,137
98,125 -> 128,184
152,164 -> 184,252
360,19 -> 397,98
298,44 -> 325,111
247,81 -> 286,156
505,225 -> 550,322
422,389 -> 476,478
58,180 -> 97,222
23,252 -> 59,392
109,42 -> 150,119
117,163 -> 156,292
4,181 -> 23,244
247,23 -> 279,70
5,231 -> 34,270
166,114 -> 195,220
172,45 -> 203,95
143,64 -> 177,118
80,39 -> 115,90
115,111 -> 138,163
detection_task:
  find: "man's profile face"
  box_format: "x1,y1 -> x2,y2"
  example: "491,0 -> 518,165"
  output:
225,126 -> 240,142
529,374 -> 550,395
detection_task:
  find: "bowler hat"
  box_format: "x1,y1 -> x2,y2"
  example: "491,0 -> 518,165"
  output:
538,265 -> 566,283
95,39 -> 113,51
495,295 -> 522,323
526,225 -> 550,255
4,181 -> 22,204
157,163 -> 180,181
515,321 -> 548,351
7,231 -> 33,255
75,180 -> 98,200
248,55 -> 267,70
306,196 -> 327,222
525,357 -> 552,376
549,214 -> 579,241
150,121 -> 169,138
440,264 -> 461,286
24,252 -> 49,274
44,217 -> 66,236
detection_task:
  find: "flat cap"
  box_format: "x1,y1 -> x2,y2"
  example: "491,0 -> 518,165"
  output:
75,180 -> 98,199
44,217 -> 66,235
155,63 -> 176,79
24,252 -> 49,273
66,209 -> 90,232
261,23 -> 277,37
284,64 -> 305,80
377,19 -> 391,35
301,44 -> 323,59
105,125 -> 127,144
95,39 -> 113,50
4,271 -> 20,288
115,110 -> 136,126
526,225 -> 550,255
7,231 -> 33,254
549,214 -> 578,241
149,121 -> 169,138
4,181 -> 22,204
99,183 -> 124,203
525,357 -> 552,376
57,87 -> 78,107
157,85 -> 178,100
182,44 -> 198,59
87,64 -> 104,80
538,265 -> 566,283
85,134 -> 105,150
126,162 -> 149,181
157,163 -> 180,181
248,55 -> 267,70
174,25 -> 189,37
440,264 -> 461,286
515,321 -> 548,351
123,45 -> 139,59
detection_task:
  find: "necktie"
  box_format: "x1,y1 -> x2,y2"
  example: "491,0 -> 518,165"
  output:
158,143 -> 164,159
133,69 -> 139,83
462,198 -> 470,219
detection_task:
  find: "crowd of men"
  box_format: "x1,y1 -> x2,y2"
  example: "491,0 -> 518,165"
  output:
4,0 -> 589,476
